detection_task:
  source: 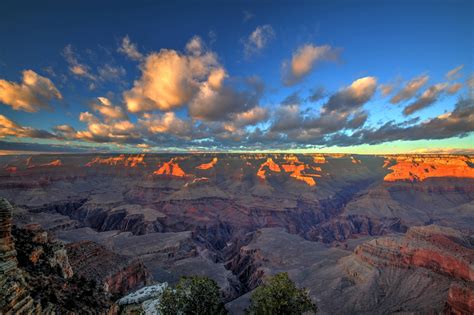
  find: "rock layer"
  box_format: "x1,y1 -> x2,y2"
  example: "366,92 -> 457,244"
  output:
0,198 -> 37,314
66,240 -> 151,296
355,225 -> 474,281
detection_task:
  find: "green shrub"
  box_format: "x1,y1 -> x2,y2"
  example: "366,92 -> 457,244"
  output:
158,275 -> 227,315
246,272 -> 317,315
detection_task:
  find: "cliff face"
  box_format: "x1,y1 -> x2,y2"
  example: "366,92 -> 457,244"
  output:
354,225 -> 474,281
0,198 -> 151,314
354,225 -> 474,314
0,198 -> 37,314
445,283 -> 474,315
384,155 -> 474,182
66,240 -> 151,297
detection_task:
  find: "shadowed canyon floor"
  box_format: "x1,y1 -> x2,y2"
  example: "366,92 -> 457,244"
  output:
0,153 -> 473,313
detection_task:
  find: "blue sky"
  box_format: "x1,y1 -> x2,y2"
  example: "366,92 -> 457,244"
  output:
0,0 -> 473,153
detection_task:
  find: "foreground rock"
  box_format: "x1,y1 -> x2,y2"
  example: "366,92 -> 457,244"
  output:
0,198 -> 151,313
0,198 -> 37,314
66,240 -> 151,297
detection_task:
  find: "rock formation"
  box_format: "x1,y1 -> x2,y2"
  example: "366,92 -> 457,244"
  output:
384,155 -> 474,182
196,157 -> 218,170
0,198 -> 37,314
354,225 -> 474,281
66,240 -> 151,296
153,158 -> 187,177
86,154 -> 146,167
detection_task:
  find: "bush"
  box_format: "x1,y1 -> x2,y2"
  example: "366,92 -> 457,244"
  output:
158,275 -> 227,315
246,272 -> 317,315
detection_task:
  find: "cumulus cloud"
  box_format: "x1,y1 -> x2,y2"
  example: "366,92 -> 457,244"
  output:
188,76 -> 264,121
0,114 -> 56,138
351,97 -> 474,145
124,37 -> 221,112
118,35 -> 144,61
90,97 -> 127,121
75,111 -> 140,144
243,25 -> 275,57
270,104 -> 303,132
270,77 -> 376,142
322,77 -> 377,114
221,106 -> 269,133
0,70 -> 62,112
282,44 -> 340,86
139,112 -> 193,138
390,75 -> 429,104
446,64 -> 464,80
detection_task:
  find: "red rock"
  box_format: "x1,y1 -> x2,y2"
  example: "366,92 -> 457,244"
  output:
384,155 -> 474,182
355,225 -> 474,282
153,159 -> 187,177
196,157 -> 218,170
445,283 -> 474,315
86,154 -> 146,167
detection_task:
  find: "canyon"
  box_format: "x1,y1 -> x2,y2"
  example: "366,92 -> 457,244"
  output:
0,153 -> 473,314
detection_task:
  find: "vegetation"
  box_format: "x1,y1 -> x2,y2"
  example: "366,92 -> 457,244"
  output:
246,272 -> 317,315
158,275 -> 227,315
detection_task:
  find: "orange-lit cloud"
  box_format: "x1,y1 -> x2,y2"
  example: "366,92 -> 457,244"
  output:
0,70 -> 62,112
0,114 -> 55,138
91,97 -> 127,121
282,43 -> 340,86
124,37 -> 220,112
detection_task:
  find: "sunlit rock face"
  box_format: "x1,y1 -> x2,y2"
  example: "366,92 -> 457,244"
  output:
196,157 -> 218,170
152,158 -> 187,177
0,153 -> 473,314
280,155 -> 320,186
383,155 -> 474,182
256,158 -> 281,180
86,154 -> 146,167
354,225 -> 474,281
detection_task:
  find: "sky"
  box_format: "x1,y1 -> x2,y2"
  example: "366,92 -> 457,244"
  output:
0,0 -> 473,154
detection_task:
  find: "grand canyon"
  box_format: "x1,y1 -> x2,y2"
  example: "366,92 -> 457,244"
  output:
1,153 -> 473,313
1,0 -> 473,313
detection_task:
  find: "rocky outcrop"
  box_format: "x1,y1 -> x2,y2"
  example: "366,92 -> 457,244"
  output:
355,225 -> 474,281
13,223 -> 73,279
445,283 -> 474,315
153,158 -> 187,177
384,155 -> 474,182
86,154 -> 146,167
196,157 -> 218,170
256,158 -> 281,180
66,240 -> 151,297
0,198 -> 37,314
